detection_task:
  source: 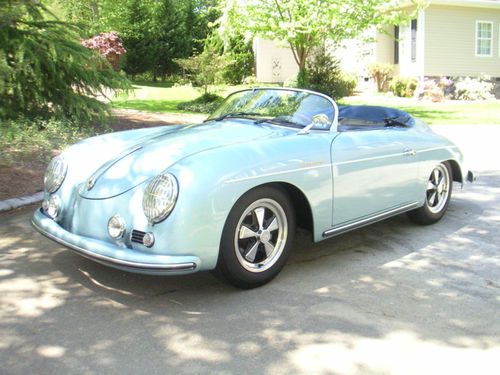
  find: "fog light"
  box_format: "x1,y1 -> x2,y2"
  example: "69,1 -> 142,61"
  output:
143,232 -> 155,248
45,195 -> 60,219
107,215 -> 126,239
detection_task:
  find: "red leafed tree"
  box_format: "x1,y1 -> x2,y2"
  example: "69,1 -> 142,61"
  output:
81,32 -> 126,71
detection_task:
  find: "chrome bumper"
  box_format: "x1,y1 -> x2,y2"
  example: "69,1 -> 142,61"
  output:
32,209 -> 200,275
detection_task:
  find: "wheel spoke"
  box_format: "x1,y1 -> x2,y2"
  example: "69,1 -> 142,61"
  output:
427,180 -> 436,191
433,169 -> 440,184
244,241 -> 260,262
239,225 -> 258,239
265,216 -> 279,232
254,207 -> 265,230
263,242 -> 275,257
437,180 -> 446,193
429,192 -> 437,206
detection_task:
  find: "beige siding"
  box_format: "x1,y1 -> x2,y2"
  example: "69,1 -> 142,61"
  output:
425,4 -> 500,76
376,27 -> 395,65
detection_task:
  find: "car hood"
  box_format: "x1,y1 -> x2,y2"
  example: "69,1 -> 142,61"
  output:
79,120 -> 274,199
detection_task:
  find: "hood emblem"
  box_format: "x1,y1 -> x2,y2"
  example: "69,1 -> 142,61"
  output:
86,176 -> 96,191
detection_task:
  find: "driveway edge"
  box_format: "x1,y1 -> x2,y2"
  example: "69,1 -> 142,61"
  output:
0,191 -> 43,213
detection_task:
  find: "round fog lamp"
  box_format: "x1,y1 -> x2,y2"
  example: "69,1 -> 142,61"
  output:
107,215 -> 126,239
143,232 -> 155,248
46,195 -> 60,219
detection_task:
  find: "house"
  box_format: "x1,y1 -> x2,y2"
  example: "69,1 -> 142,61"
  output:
253,0 -> 500,95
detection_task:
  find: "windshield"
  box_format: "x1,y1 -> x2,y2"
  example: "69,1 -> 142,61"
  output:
207,88 -> 335,130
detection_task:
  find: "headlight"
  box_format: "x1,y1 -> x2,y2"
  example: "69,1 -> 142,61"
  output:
44,156 -> 67,193
142,173 -> 178,223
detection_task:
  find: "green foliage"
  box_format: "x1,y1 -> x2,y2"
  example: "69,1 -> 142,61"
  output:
223,0 -> 421,74
58,0 -> 222,79
176,92 -> 224,113
174,34 -> 227,94
368,63 -> 394,92
222,35 -> 254,84
0,117 -> 98,166
297,48 -> 357,100
390,76 -> 418,98
0,1 -> 130,122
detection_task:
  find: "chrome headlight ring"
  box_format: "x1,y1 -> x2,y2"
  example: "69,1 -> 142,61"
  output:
142,173 -> 179,224
44,156 -> 68,194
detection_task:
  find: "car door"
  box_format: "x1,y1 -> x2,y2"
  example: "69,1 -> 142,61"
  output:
330,126 -> 419,228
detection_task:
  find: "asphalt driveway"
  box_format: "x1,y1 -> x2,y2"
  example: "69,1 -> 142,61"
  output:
0,125 -> 499,375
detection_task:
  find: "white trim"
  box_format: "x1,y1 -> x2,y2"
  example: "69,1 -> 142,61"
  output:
475,20 -> 493,57
417,9 -> 425,80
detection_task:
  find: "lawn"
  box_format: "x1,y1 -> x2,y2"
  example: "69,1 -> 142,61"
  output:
112,83 -> 500,125
112,84 -> 260,114
341,95 -> 500,125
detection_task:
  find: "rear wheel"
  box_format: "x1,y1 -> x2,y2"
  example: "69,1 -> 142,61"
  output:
215,186 -> 295,289
408,162 -> 452,225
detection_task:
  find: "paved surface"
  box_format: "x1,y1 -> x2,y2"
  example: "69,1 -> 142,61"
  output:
1,126 -> 499,374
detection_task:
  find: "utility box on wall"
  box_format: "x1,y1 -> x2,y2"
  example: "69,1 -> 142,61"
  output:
253,37 -> 299,83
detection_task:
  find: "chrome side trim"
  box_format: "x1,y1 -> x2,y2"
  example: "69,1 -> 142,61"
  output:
224,164 -> 331,184
32,218 -> 196,271
323,202 -> 420,238
333,152 -> 408,166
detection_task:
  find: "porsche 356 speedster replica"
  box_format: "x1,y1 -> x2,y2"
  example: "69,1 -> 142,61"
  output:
32,88 -> 475,288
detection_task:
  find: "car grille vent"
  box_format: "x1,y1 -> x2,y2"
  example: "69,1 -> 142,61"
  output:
131,229 -> 146,245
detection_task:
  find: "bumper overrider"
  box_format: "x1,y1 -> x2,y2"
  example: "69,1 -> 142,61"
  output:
32,209 -> 200,275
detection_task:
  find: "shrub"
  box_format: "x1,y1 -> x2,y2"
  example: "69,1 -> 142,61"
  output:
81,32 -> 126,71
174,34 -> 227,94
422,79 -> 444,102
390,76 -> 418,97
176,93 -> 224,113
243,75 -> 258,85
368,63 -> 394,92
298,48 -> 358,100
222,36 -> 254,85
453,76 -> 494,100
0,117 -> 97,166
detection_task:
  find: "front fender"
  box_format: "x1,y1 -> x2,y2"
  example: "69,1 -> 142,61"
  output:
154,132 -> 335,270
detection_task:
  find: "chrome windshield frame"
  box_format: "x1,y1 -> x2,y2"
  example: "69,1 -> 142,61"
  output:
211,87 -> 339,132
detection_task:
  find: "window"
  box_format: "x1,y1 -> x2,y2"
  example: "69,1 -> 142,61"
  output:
411,19 -> 417,62
394,26 -> 399,64
476,21 -> 493,56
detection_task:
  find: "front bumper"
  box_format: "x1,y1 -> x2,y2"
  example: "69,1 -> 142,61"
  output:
32,209 -> 200,275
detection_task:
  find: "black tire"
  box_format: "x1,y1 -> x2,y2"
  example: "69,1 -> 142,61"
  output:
215,186 -> 295,289
408,161 -> 453,225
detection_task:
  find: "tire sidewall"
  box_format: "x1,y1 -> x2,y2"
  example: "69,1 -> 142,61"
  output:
216,186 -> 295,288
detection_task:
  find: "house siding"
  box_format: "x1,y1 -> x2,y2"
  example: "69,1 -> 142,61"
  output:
424,4 -> 500,77
376,27 -> 397,73
253,37 -> 299,83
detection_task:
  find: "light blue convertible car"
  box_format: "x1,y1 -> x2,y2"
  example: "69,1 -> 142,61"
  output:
33,88 -> 475,288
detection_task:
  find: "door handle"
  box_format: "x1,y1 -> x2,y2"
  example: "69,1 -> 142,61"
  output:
403,148 -> 416,156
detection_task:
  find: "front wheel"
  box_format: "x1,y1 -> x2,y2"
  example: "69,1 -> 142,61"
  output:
408,161 -> 453,225
215,186 -> 295,289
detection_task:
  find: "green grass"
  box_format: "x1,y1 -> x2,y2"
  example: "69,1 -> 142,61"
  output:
341,95 -> 500,125
112,83 -> 500,125
112,84 -> 261,114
